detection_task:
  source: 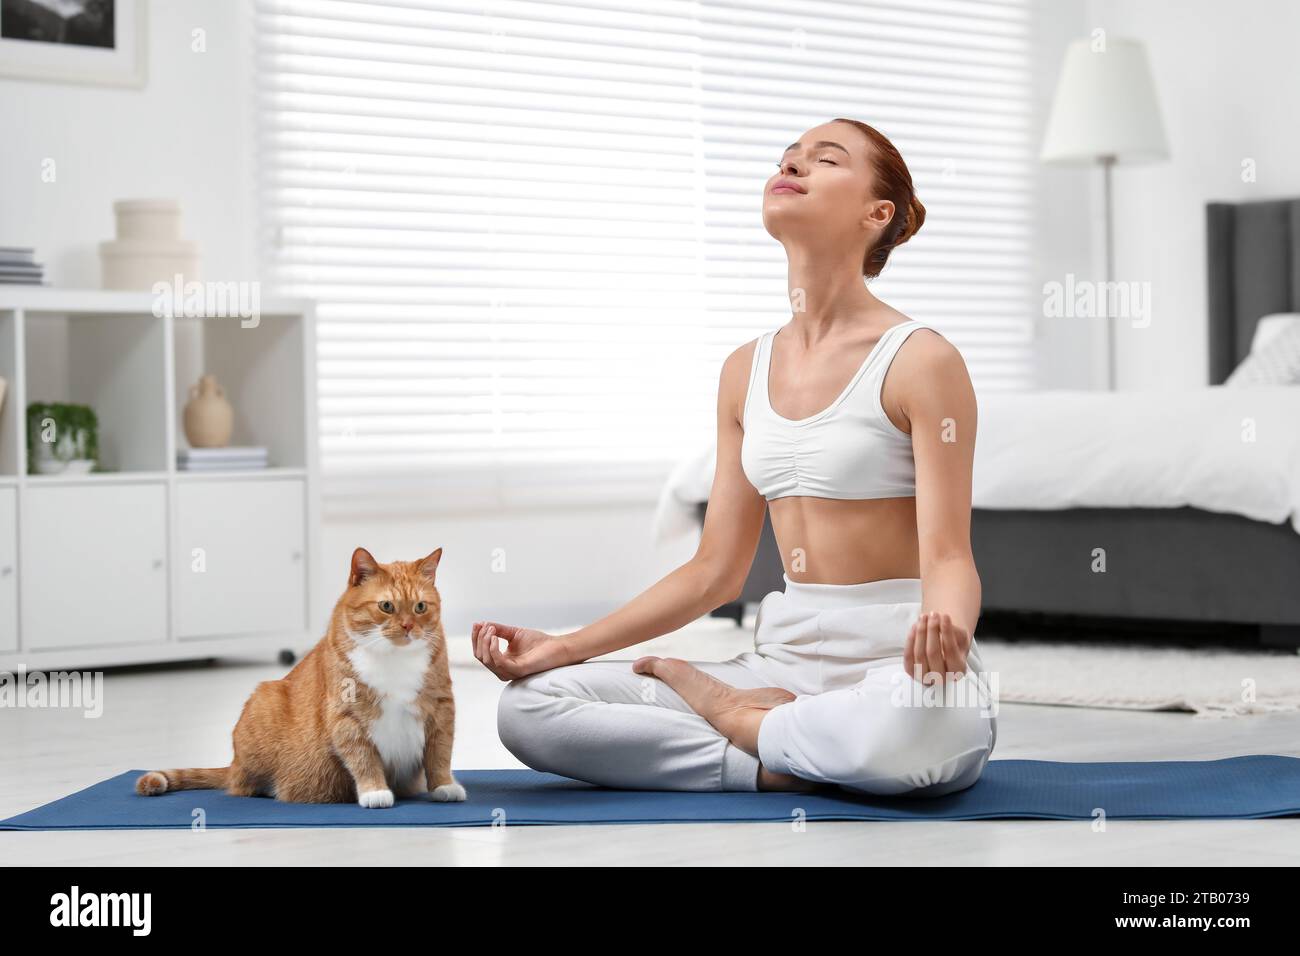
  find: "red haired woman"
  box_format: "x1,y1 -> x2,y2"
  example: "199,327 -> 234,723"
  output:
478,119 -> 996,797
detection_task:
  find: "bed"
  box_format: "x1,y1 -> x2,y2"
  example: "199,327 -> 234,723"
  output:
669,198 -> 1300,649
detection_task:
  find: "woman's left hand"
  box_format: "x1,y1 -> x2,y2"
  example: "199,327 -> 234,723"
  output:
903,611 -> 971,684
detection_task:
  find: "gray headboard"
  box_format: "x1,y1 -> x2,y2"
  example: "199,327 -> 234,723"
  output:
1206,198 -> 1300,383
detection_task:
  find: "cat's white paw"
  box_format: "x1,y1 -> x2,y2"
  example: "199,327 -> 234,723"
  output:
358,788 -> 395,809
431,782 -> 467,803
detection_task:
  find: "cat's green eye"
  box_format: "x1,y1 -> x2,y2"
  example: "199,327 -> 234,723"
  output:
378,600 -> 395,614
414,601 -> 427,614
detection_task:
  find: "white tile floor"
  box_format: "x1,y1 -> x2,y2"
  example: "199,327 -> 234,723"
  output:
3,618 -> 1299,866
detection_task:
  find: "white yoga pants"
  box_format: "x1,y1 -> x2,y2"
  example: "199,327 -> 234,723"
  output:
497,576 -> 998,795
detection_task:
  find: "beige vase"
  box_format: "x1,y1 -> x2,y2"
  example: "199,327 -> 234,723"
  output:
183,374 -> 234,448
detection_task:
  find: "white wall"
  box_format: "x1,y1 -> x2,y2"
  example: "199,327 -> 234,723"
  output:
1065,0 -> 1300,389
0,0 -> 255,285
1031,0 -> 1100,391
320,504 -> 697,641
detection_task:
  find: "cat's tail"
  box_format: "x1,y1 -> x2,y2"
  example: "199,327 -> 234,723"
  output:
135,767 -> 229,795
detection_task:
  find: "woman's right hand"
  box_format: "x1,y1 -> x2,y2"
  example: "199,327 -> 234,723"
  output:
470,621 -> 572,681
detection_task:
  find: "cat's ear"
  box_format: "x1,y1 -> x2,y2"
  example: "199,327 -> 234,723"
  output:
416,548 -> 443,582
349,547 -> 380,588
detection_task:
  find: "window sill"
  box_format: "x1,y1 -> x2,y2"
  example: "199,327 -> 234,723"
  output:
322,459 -> 677,519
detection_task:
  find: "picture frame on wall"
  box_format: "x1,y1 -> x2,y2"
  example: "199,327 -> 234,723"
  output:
0,0 -> 146,87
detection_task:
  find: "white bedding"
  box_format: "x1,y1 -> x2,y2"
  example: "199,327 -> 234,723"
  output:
651,386 -> 1300,543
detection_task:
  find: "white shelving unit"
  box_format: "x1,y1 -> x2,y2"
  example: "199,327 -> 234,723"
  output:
0,288 -> 320,671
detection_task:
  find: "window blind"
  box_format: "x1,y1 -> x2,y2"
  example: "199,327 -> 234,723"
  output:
255,0 -> 1036,510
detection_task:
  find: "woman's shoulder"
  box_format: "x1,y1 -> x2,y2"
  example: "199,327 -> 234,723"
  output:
888,317 -> 971,387
890,314 -> 956,357
724,331 -> 766,374
716,332 -> 769,414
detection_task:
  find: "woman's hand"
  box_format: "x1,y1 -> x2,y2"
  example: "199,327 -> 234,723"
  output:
903,611 -> 971,685
470,621 -> 571,681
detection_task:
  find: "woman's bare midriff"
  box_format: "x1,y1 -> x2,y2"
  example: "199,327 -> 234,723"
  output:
768,495 -> 920,585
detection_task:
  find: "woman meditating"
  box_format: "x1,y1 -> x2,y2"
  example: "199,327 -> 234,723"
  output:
473,118 -> 997,796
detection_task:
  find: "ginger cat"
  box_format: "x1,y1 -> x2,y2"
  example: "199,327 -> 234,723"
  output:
136,547 -> 465,807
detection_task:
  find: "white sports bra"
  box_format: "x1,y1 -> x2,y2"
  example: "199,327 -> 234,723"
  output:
740,319 -> 932,501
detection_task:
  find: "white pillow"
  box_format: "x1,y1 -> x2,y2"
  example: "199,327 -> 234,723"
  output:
1226,313 -> 1300,387
1250,313 -> 1300,354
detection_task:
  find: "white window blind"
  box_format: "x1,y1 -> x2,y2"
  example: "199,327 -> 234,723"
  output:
255,0 -> 1036,510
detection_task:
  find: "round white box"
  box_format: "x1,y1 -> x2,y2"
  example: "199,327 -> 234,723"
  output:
99,238 -> 201,290
113,199 -> 183,241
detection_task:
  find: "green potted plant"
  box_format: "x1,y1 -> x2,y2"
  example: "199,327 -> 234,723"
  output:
27,402 -> 99,475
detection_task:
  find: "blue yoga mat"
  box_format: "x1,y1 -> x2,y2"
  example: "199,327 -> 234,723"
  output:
3,757 -> 1298,830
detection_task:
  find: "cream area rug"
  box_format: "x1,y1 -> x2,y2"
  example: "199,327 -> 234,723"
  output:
546,617 -> 1300,719
976,639 -> 1300,718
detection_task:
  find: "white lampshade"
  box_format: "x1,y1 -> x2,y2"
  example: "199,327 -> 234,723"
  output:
1040,37 -> 1169,165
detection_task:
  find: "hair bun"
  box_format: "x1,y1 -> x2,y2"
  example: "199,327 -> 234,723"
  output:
833,117 -> 922,278
899,194 -> 926,245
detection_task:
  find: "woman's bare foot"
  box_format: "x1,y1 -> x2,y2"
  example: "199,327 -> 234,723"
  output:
633,657 -> 818,793
632,656 -> 795,755
632,656 -> 794,718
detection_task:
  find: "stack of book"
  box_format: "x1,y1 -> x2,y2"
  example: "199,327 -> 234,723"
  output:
177,446 -> 269,472
0,247 -> 45,285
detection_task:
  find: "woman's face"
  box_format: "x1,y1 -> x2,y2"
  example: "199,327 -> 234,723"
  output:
761,121 -> 893,255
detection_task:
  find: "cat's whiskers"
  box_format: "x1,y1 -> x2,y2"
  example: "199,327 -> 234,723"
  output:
345,626 -> 392,654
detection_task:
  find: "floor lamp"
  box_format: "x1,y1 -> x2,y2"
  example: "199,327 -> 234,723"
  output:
1040,36 -> 1169,389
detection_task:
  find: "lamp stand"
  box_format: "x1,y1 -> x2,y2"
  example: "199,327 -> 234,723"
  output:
1100,154 -> 1117,390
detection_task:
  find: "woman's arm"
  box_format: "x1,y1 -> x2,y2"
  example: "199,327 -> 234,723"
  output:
888,331 -> 981,681
471,340 -> 768,678
555,341 -> 768,663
